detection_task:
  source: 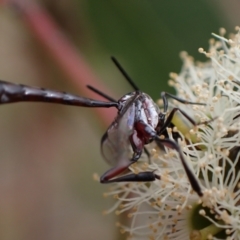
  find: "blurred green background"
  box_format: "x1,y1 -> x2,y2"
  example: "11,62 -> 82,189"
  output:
0,0 -> 238,239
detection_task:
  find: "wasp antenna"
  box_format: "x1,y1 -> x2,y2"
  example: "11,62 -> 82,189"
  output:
86,85 -> 117,102
111,56 -> 139,91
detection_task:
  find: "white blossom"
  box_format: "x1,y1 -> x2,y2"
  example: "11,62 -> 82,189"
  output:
103,27 -> 240,240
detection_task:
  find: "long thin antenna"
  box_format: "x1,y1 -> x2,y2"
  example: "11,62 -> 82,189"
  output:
86,85 -> 117,102
111,56 -> 139,91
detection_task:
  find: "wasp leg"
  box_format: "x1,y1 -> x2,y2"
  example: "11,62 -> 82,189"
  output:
0,80 -> 119,108
101,128 -> 158,183
108,172 -> 160,182
161,91 -> 206,112
144,147 -> 151,163
154,137 -> 203,197
158,107 -> 215,136
100,166 -> 160,183
135,120 -> 202,196
158,107 -> 196,135
100,147 -> 160,183
100,161 -> 132,183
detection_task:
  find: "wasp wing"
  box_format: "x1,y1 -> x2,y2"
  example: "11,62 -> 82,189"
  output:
101,93 -> 139,166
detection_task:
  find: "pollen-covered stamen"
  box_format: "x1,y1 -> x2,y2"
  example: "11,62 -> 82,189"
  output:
103,28 -> 240,240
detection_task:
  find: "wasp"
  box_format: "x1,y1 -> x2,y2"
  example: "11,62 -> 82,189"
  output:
0,57 -> 206,196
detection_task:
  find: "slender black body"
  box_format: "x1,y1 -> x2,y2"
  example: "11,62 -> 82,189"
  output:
0,57 -> 207,197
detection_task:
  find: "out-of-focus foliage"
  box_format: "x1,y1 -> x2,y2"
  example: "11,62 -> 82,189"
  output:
0,0 -> 238,240
82,0 -> 228,99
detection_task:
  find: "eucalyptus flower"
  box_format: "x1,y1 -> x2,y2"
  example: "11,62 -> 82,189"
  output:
102,27 -> 240,240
